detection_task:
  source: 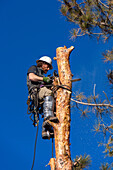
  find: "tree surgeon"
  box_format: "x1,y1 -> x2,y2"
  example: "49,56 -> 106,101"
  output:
27,56 -> 58,139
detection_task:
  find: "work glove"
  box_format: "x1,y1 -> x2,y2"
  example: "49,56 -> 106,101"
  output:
43,77 -> 51,84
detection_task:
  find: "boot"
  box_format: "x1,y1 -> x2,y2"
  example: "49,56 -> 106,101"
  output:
42,130 -> 50,139
43,96 -> 58,122
42,122 -> 54,139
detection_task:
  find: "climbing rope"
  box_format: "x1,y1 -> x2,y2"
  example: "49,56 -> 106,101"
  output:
31,121 -> 39,170
57,84 -> 72,92
52,138 -> 54,158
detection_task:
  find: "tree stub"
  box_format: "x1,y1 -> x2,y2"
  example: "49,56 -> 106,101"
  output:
49,46 -> 74,170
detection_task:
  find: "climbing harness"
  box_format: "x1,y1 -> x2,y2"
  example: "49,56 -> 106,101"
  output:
27,70 -> 58,126
27,87 -> 43,127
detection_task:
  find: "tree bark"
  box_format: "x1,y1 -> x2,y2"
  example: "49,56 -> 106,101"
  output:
49,46 -> 74,170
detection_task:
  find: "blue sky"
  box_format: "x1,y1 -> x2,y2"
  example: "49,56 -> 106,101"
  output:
0,0 -> 113,170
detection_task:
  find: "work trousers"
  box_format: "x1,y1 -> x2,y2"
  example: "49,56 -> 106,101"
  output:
38,86 -> 53,100
30,86 -> 53,104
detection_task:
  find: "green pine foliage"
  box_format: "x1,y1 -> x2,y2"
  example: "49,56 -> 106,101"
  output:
73,154 -> 91,169
103,48 -> 113,62
100,163 -> 113,170
60,0 -> 113,40
60,0 -> 113,61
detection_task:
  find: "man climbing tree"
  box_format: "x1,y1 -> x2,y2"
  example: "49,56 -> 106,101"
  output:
27,56 -> 58,139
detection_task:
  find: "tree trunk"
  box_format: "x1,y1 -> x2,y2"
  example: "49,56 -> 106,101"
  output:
49,46 -> 74,170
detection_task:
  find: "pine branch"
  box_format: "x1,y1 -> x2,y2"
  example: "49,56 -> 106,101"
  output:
100,162 -> 113,170
71,98 -> 113,108
73,154 -> 91,169
60,0 -> 113,40
98,0 -> 110,9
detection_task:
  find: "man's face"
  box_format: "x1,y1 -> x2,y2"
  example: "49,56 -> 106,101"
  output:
42,63 -> 50,74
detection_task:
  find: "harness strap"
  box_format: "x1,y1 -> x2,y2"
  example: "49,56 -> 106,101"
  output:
27,87 -> 41,126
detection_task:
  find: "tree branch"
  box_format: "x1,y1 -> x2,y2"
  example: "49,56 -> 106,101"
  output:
98,0 -> 110,9
71,98 -> 113,108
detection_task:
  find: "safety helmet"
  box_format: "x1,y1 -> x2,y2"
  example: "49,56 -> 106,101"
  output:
36,56 -> 53,69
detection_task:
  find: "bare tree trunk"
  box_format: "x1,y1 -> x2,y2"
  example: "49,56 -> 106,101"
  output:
49,46 -> 74,170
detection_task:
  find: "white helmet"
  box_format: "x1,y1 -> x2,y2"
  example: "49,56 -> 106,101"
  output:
36,56 -> 53,69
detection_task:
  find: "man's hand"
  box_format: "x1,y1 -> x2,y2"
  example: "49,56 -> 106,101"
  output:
43,77 -> 51,83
